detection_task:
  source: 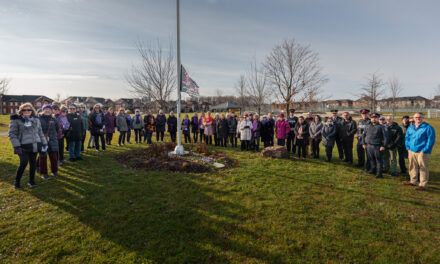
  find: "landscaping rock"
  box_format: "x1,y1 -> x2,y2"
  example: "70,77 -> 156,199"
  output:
261,146 -> 289,158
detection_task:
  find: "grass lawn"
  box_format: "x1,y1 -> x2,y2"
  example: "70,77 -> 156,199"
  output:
0,116 -> 439,263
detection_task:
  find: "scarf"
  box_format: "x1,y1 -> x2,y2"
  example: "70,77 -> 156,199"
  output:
96,112 -> 102,125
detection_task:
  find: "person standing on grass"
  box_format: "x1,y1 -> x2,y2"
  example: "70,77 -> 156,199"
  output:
362,113 -> 388,178
66,104 -> 83,162
251,114 -> 261,151
182,114 -> 191,143
104,107 -> 116,145
267,112 -> 276,146
167,111 -> 178,143
133,109 -> 144,144
203,111 -> 214,145
38,105 -> 60,179
294,116 -> 310,159
305,112 -> 314,156
79,104 -> 89,153
309,115 -> 323,159
198,112 -> 206,143
190,113 -> 199,143
213,113 -> 220,146
340,112 -> 357,164
9,103 -> 48,189
398,116 -> 410,175
356,109 -> 371,169
144,114 -> 155,144
155,110 -> 166,142
330,109 -> 344,161
125,110 -> 133,144
216,113 -> 229,147
275,113 -> 290,147
87,107 -> 95,149
287,109 -> 298,155
89,104 -> 106,152
143,110 -> 154,143
239,115 -> 253,151
56,105 -> 70,165
116,108 -> 128,146
260,115 -> 272,148
322,117 -> 337,162
402,112 -> 436,190
227,112 -> 238,147
383,116 -> 403,176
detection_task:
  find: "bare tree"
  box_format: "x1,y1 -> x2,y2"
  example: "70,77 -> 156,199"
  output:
387,77 -> 403,115
246,57 -> 269,116
435,84 -> 440,97
264,39 -> 328,113
360,72 -> 385,112
0,77 -> 11,95
126,40 -> 176,111
215,88 -> 223,97
234,75 -> 247,110
54,93 -> 62,103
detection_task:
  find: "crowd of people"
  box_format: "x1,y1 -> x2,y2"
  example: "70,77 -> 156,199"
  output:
8,100 -> 436,191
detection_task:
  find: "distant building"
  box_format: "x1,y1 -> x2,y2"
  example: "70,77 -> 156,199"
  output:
378,96 -> 431,109
0,95 -> 53,114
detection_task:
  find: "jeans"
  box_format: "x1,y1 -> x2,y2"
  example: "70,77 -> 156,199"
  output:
156,131 -> 164,142
277,139 -> 285,146
184,132 -> 191,143
311,138 -> 321,158
94,133 -> 106,150
126,129 -> 131,143
296,139 -> 306,158
199,129 -> 204,143
229,133 -> 237,147
134,129 -> 143,143
106,133 -> 113,145
118,131 -> 126,145
192,131 -> 198,143
15,152 -> 37,187
145,132 -> 153,144
69,141 -> 81,159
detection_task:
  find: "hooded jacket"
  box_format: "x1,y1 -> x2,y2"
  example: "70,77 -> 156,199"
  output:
9,114 -> 48,153
39,114 -> 60,152
405,122 -> 436,154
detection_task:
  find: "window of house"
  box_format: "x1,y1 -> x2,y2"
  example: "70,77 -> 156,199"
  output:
11,109 -> 14,113
15,102 -> 18,106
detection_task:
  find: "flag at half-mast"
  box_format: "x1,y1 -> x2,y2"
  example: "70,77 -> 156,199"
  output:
180,65 -> 200,99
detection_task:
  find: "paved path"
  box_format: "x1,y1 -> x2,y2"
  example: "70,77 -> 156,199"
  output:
0,132 -> 7,136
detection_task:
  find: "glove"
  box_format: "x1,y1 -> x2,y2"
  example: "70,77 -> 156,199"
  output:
41,145 -> 48,153
15,147 -> 23,155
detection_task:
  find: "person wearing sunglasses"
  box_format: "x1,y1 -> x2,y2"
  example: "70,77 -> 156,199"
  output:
8,103 -> 48,189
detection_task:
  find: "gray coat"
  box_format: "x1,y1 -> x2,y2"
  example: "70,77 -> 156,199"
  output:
309,121 -> 323,140
39,114 -> 59,152
116,114 -> 128,132
9,114 -> 47,153
321,122 -> 337,147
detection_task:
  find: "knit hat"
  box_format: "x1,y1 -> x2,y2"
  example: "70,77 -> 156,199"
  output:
42,104 -> 53,111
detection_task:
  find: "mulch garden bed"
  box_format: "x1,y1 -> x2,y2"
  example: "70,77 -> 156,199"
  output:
114,142 -> 238,173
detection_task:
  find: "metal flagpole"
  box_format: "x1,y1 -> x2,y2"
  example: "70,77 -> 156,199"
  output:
174,0 -> 184,154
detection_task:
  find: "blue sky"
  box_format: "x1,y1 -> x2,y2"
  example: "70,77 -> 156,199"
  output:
0,0 -> 439,100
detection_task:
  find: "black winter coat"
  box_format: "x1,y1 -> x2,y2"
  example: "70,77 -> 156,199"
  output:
167,116 -> 177,133
260,120 -> 273,142
39,114 -> 59,152
155,114 -> 166,132
216,118 -> 229,139
89,111 -> 105,135
227,117 -> 238,134
294,122 -> 309,145
340,117 -> 357,141
66,113 -> 83,141
362,123 -> 388,147
386,122 -> 403,149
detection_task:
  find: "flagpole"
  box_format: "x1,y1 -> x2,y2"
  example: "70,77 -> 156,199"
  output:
174,0 -> 184,154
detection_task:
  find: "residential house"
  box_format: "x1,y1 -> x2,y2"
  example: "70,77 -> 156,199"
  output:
0,95 -> 53,114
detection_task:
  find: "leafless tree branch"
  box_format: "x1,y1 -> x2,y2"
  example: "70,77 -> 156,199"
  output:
0,77 -> 11,95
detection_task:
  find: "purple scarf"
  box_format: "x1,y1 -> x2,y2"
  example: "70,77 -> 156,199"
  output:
60,115 -> 70,130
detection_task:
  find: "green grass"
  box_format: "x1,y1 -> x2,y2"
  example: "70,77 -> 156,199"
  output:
0,117 -> 439,263
0,115 -> 9,132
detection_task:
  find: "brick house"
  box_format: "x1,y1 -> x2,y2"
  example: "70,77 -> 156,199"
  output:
378,96 -> 431,108
62,96 -> 106,110
0,95 -> 53,114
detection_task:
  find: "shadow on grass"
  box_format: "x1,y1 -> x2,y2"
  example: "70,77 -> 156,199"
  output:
0,153 -> 284,263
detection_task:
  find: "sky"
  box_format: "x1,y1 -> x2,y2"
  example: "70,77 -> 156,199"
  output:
0,0 -> 439,101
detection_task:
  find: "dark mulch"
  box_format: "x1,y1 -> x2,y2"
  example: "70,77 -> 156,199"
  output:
114,142 -> 237,173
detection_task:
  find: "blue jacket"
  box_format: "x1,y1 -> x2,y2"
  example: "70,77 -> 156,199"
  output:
405,122 -> 436,154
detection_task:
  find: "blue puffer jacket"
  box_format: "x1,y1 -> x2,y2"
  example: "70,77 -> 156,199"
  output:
405,122 -> 436,154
